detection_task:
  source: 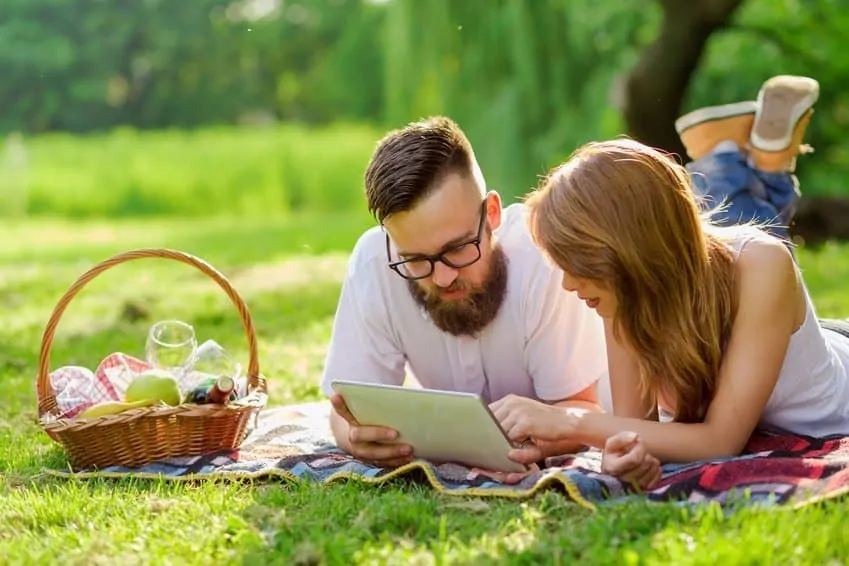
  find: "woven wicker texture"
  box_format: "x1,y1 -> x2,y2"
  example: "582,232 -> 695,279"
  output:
36,249 -> 268,469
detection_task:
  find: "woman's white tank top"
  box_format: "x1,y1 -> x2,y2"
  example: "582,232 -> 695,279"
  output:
731,231 -> 849,436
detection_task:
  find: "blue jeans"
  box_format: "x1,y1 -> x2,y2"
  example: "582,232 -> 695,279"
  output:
686,143 -> 800,241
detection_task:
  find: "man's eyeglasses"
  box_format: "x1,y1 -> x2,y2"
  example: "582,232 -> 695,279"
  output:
385,200 -> 488,281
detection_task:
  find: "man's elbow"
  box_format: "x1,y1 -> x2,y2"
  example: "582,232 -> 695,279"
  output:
553,399 -> 603,414
328,410 -> 350,451
550,383 -> 601,411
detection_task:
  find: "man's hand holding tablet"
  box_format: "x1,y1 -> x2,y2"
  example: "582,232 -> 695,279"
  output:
329,392 -> 414,468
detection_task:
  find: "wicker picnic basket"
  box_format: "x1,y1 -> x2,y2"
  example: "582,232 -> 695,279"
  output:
36,248 -> 268,470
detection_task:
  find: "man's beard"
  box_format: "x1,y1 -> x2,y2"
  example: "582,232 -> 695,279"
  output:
408,246 -> 509,336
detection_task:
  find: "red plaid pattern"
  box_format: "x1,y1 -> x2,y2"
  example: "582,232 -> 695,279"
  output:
94,352 -> 152,401
49,353 -> 152,419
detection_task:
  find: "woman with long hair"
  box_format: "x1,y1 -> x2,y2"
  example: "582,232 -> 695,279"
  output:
489,119 -> 849,488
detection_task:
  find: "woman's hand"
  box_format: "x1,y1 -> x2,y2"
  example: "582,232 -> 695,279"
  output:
601,431 -> 662,491
490,394 -> 578,443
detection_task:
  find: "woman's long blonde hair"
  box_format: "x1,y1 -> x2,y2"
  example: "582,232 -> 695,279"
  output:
525,139 -> 739,423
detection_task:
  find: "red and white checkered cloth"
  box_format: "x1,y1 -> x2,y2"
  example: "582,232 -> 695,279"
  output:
49,353 -> 153,419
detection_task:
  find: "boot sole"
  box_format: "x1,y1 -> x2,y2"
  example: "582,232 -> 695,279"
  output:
750,76 -> 819,152
675,101 -> 757,135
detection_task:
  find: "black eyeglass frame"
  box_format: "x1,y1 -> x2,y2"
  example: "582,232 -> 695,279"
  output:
384,199 -> 488,281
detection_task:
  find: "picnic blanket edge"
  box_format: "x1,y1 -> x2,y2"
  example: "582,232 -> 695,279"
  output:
38,460 -> 598,511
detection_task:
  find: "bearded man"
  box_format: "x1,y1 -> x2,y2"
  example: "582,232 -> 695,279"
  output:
319,116 -> 609,468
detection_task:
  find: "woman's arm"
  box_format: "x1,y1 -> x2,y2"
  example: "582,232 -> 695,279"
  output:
495,237 -> 803,463
604,317 -> 658,421
576,238 -> 801,461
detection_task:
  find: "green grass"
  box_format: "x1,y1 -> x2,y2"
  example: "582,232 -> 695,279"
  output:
1,214 -> 848,565
0,123 -> 382,219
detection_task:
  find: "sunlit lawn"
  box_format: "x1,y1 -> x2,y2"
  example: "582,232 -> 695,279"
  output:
1,214 -> 847,565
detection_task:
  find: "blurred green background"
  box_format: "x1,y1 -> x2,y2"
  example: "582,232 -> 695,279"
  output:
0,0 -> 845,219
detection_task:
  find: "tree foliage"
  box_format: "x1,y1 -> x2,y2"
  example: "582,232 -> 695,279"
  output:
2,0 -> 848,195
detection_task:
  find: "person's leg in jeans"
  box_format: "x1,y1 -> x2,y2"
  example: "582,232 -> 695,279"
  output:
676,77 -> 849,341
748,75 -> 819,229
675,75 -> 820,244
686,140 -> 794,240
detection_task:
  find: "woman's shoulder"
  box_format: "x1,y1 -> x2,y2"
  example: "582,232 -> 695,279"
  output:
708,223 -> 791,263
732,231 -> 803,322
734,231 -> 795,269
734,228 -> 796,274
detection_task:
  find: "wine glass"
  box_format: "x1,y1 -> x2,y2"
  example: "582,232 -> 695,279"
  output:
145,320 -> 197,376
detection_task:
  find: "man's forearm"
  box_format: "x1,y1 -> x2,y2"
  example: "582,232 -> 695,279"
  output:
329,410 -> 352,452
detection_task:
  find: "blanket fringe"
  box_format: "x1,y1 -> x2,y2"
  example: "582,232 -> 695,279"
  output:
40,461 -> 598,512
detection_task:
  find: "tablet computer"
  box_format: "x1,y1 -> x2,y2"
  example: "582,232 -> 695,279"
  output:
330,380 -> 527,473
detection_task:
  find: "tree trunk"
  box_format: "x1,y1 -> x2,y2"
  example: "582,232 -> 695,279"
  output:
623,0 -> 746,160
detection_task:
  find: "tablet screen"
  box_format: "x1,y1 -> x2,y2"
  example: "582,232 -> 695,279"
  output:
331,380 -> 527,473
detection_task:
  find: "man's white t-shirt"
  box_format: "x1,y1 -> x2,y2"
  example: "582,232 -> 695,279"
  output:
320,203 -> 611,407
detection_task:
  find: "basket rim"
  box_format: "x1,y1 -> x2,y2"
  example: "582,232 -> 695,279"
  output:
40,390 -> 268,433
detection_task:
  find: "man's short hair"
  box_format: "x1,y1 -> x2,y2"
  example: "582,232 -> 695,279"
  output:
364,116 -> 475,223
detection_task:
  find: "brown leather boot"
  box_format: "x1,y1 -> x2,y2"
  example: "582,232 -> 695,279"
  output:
675,101 -> 757,160
748,75 -> 819,172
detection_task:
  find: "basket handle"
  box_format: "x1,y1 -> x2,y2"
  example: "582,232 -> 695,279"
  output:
37,248 -> 263,417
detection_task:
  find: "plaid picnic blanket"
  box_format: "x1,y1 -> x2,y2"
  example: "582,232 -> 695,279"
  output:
45,401 -> 849,510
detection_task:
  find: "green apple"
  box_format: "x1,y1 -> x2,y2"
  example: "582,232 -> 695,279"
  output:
126,369 -> 182,406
